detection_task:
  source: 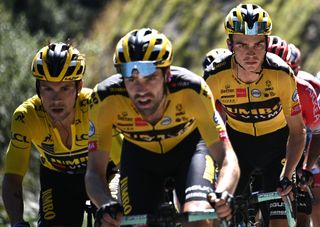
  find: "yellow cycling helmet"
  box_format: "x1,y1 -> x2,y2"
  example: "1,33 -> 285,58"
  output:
114,28 -> 173,68
225,4 -> 272,35
31,42 -> 86,82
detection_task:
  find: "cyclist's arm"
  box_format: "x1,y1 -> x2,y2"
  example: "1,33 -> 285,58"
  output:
304,132 -> 320,170
2,107 -> 32,225
281,113 -> 306,179
209,139 -> 240,194
296,77 -> 320,130
2,174 -> 25,225
86,87 -> 117,207
85,149 -> 112,208
85,149 -> 122,227
278,71 -> 306,180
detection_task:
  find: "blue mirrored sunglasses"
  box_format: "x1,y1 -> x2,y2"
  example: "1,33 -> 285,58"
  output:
119,61 -> 157,78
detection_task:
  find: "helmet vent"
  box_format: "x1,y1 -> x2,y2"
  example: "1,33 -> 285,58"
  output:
38,65 -> 44,76
65,66 -> 76,77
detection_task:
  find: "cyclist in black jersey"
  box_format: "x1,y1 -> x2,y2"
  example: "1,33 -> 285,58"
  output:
85,28 -> 240,227
204,4 -> 306,227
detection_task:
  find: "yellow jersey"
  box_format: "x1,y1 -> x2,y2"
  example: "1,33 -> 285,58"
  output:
88,66 -> 226,154
204,53 -> 301,136
4,88 -> 122,176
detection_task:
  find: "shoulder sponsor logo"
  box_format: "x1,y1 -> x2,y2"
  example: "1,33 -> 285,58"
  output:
292,89 -> 299,102
89,92 -> 99,108
89,121 -> 95,137
12,133 -> 29,143
161,116 -> 172,125
236,88 -> 246,97
251,89 -> 261,97
15,113 -> 25,123
76,134 -> 88,142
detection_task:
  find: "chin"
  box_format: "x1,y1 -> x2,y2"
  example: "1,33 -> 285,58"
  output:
50,113 -> 66,122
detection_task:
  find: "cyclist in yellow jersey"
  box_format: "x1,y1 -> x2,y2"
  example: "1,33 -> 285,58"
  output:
85,28 -> 240,227
204,4 -> 306,227
2,43 -> 122,227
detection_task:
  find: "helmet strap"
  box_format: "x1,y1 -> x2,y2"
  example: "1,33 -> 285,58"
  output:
227,36 -> 234,52
36,80 -> 41,98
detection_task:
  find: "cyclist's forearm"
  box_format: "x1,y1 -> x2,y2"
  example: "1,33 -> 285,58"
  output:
282,131 -> 306,178
211,141 -> 240,194
2,174 -> 25,225
304,133 -> 320,170
85,170 -> 112,208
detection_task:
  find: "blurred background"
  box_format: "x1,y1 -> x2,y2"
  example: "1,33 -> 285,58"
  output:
1,0 -> 320,225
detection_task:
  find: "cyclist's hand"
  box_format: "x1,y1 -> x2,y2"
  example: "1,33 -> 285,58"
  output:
297,168 -> 313,190
94,201 -> 123,227
276,176 -> 294,200
207,191 -> 234,221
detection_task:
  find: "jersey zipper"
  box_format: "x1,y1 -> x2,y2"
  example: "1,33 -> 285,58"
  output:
152,125 -> 165,154
246,86 -> 257,136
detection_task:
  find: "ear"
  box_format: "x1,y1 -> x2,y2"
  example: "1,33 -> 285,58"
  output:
227,39 -> 233,52
164,66 -> 171,83
76,80 -> 84,93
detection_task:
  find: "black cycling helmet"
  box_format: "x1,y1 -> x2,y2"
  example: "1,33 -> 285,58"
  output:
225,4 -> 272,35
202,48 -> 232,70
31,42 -> 86,82
113,28 -> 173,67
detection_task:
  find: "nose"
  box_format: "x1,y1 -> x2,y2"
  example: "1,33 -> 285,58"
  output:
131,76 -> 149,95
246,47 -> 256,56
51,90 -> 63,101
135,81 -> 148,95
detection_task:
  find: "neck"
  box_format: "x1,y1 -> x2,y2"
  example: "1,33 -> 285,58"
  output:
52,111 -> 75,149
235,61 -> 262,83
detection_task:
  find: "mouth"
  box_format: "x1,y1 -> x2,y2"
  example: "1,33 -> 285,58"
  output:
244,59 -> 258,64
136,98 -> 152,107
50,107 -> 64,114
